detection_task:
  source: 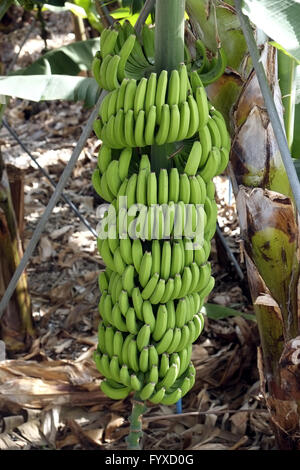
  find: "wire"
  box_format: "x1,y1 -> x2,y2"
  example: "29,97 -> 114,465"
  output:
216,224 -> 244,281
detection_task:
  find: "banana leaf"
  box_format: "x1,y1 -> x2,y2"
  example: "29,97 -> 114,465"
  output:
203,302 -> 256,321
10,38 -> 99,76
0,0 -> 13,21
0,75 -> 99,107
241,0 -> 300,64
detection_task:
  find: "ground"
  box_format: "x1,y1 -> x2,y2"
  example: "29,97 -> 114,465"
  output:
0,9 -> 275,450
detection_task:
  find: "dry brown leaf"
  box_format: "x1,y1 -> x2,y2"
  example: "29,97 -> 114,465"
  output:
64,305 -> 91,329
0,414 -> 24,433
56,432 -> 79,449
189,427 -> 221,449
49,282 -> 73,302
230,411 -> 248,435
17,419 -> 48,447
0,358 -> 103,410
50,226 -> 73,240
41,406 -> 61,447
211,294 -> 231,305
0,432 -> 27,450
195,443 -> 229,450
54,339 -> 73,354
105,414 -> 125,443
39,236 -> 54,261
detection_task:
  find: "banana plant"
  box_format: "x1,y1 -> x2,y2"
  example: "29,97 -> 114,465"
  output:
187,0 -> 300,449
2,0 -> 300,448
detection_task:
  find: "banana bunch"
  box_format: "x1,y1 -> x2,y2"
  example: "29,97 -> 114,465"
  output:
97,65 -> 203,148
93,149 -> 218,242
91,24 -> 230,405
92,23 -> 226,93
189,39 -> 227,86
92,22 -> 155,91
94,63 -> 229,175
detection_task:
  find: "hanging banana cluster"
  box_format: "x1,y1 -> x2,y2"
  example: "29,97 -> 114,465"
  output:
92,22 -> 230,405
91,20 -> 227,92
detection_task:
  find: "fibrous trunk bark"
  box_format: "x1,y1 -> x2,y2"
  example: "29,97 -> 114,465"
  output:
0,151 -> 34,354
230,43 -> 300,449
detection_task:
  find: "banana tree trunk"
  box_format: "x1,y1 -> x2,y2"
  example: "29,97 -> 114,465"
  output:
187,0 -> 300,449
0,151 -> 35,353
230,43 -> 300,449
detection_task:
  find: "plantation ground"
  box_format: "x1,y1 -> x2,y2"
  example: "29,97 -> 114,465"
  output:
0,9 -> 275,450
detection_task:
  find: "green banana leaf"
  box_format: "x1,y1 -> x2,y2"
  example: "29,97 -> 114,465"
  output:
242,0 -> 300,64
277,50 -> 297,151
69,0 -> 102,32
1,38 -> 101,106
110,7 -> 141,25
122,0 -> 145,15
10,38 -> 99,76
0,0 -> 13,20
292,65 -> 300,158
0,75 -> 99,106
203,303 -> 256,322
35,0 -> 68,5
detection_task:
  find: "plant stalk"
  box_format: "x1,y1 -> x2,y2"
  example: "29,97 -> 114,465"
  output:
151,0 -> 186,174
277,50 -> 297,151
126,398 -> 147,450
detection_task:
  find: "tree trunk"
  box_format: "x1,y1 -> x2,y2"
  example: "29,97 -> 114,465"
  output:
230,43 -> 300,449
0,151 -> 34,354
7,164 -> 24,238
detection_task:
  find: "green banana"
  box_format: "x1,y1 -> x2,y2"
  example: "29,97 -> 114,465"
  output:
145,73 -> 157,116
100,379 -> 131,400
142,300 -> 156,332
152,304 -> 168,342
139,346 -> 149,373
167,69 -> 180,106
136,323 -> 151,351
139,251 -> 152,288
141,272 -> 160,300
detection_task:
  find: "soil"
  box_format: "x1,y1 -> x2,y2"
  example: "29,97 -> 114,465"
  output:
0,8 -> 275,450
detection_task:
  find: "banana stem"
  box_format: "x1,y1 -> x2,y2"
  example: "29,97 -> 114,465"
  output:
151,0 -> 186,173
126,397 -> 147,450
